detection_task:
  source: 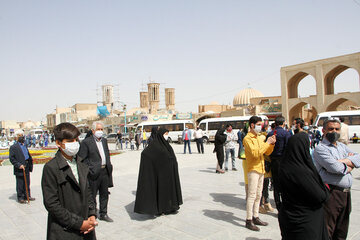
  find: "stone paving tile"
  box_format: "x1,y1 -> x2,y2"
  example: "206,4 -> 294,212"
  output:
0,143 -> 359,240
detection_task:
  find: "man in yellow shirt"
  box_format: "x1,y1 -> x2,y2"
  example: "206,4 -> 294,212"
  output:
243,116 -> 276,231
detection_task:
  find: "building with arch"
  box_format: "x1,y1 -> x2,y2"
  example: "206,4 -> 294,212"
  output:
281,52 -> 360,122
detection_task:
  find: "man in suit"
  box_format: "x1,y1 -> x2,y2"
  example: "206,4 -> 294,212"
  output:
10,130 -> 35,203
79,121 -> 114,222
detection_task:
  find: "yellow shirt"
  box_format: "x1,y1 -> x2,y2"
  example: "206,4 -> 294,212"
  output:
243,131 -> 274,174
142,132 -> 147,140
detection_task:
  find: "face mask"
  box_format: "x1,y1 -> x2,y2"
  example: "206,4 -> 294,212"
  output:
163,135 -> 169,141
326,132 -> 340,143
227,128 -> 232,132
62,141 -> 80,156
254,125 -> 262,133
94,131 -> 103,138
18,136 -> 25,143
303,126 -> 309,131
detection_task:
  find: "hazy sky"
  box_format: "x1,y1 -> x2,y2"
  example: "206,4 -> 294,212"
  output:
1,0 -> 359,122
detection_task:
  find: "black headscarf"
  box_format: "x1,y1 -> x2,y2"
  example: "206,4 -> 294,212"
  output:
134,128 -> 182,215
279,131 -> 328,208
147,126 -> 159,145
214,128 -> 227,149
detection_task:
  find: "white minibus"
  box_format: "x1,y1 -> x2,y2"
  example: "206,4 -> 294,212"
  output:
198,115 -> 269,142
137,120 -> 195,143
313,110 -> 360,138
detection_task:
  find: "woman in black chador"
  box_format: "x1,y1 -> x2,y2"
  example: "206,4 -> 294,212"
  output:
213,128 -> 227,173
278,131 -> 328,240
134,128 -> 182,215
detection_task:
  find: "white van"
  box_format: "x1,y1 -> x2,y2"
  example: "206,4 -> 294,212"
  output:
137,120 -> 195,143
198,115 -> 269,143
313,110 -> 360,138
29,129 -> 44,139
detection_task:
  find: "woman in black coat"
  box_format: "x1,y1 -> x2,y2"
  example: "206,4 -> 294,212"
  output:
134,128 -> 182,215
213,127 -> 227,173
278,132 -> 328,240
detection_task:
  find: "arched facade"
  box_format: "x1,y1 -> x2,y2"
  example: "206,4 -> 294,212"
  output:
281,52 -> 360,122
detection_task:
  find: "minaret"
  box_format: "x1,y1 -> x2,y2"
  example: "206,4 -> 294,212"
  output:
165,88 -> 175,110
147,83 -> 160,114
139,92 -> 149,109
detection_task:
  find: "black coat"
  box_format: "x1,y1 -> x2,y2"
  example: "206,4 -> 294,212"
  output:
9,142 -> 33,176
78,136 -> 113,188
41,151 -> 96,240
134,128 -> 182,215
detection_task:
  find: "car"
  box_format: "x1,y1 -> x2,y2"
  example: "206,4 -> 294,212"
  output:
78,133 -> 87,142
105,133 -> 118,143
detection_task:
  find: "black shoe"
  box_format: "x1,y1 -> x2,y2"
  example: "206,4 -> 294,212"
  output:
252,217 -> 268,226
29,197 -> 36,201
245,220 -> 260,231
232,168 -> 237,171
18,199 -> 27,204
99,214 -> 113,222
225,168 -> 228,171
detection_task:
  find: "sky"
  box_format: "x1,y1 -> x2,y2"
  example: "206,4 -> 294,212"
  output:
0,0 -> 360,122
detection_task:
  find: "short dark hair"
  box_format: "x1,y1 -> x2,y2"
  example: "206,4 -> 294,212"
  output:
295,118 -> 304,128
226,124 -> 232,128
323,118 -> 341,129
339,117 -> 345,123
54,123 -> 80,141
275,116 -> 285,126
249,116 -> 262,128
271,123 -> 276,129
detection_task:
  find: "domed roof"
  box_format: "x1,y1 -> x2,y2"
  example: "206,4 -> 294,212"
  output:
233,87 -> 264,106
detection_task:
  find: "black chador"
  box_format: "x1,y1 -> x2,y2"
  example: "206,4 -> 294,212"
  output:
134,128 -> 183,215
279,132 -> 329,240
214,128 -> 227,169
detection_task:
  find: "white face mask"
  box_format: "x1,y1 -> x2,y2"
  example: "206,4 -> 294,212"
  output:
163,135 -> 169,141
254,125 -> 262,133
62,141 -> 80,157
94,130 -> 103,139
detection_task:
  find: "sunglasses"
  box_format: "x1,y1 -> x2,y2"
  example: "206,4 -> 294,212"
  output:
327,127 -> 340,131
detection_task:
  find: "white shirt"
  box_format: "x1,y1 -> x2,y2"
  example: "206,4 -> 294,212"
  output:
94,137 -> 106,165
194,129 -> 204,139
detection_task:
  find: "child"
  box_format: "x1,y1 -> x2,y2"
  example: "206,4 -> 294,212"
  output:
41,122 -> 97,239
130,138 -> 135,150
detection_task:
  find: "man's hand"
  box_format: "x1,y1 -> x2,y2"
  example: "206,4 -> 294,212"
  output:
266,135 -> 276,145
19,165 -> 25,170
347,166 -> 354,173
338,158 -> 355,168
80,217 -> 98,234
349,153 -> 354,157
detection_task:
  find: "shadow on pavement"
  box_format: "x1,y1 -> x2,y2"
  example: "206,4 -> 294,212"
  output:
203,209 -> 245,227
9,193 -> 17,201
124,201 -> 156,221
199,168 -> 217,174
210,193 -> 246,210
245,238 -> 272,240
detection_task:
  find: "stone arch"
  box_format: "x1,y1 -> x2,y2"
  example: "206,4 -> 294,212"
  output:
287,72 -> 316,98
324,65 -> 360,94
289,102 -> 318,124
325,97 -> 360,111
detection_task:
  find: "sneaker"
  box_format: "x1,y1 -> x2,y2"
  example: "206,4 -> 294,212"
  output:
245,220 -> 260,231
232,168 -> 237,171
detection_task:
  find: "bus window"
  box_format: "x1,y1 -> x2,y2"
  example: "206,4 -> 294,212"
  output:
199,123 -> 206,131
143,125 -> 153,132
173,123 -> 183,131
350,115 -> 360,125
339,116 -> 351,125
317,117 -> 328,127
209,122 -> 221,130
185,123 -> 194,129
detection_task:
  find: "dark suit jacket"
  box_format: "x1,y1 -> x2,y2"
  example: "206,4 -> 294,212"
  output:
41,151 -> 96,240
78,136 -> 113,187
9,142 -> 33,176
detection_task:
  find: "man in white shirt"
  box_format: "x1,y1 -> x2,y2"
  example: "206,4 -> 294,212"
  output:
194,126 -> 204,154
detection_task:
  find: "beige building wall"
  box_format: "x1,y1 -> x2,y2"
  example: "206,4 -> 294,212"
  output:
140,92 -> 149,109
198,104 -> 232,113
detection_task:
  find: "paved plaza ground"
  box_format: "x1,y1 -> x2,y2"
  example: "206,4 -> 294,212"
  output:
0,142 -> 360,240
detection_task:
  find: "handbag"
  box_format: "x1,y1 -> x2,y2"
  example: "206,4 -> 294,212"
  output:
238,147 -> 246,160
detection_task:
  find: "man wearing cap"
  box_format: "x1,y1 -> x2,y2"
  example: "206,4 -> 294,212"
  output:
313,118 -> 360,239
9,130 -> 35,203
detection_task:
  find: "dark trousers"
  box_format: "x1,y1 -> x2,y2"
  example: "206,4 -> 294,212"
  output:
16,172 -> 30,201
323,188 -> 351,240
184,140 -> 191,153
90,168 -> 109,216
196,138 -> 204,153
262,177 -> 270,204
270,156 -> 282,210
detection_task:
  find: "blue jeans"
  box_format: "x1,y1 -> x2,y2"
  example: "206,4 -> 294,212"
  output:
184,140 -> 191,154
225,148 -> 235,169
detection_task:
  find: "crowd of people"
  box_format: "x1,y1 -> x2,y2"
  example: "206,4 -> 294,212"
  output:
1,131 -> 54,148
7,115 -> 360,239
